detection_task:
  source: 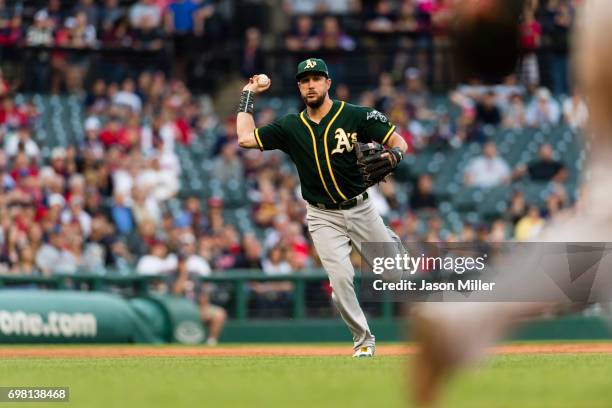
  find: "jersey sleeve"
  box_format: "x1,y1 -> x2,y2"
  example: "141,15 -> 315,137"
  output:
357,107 -> 396,145
254,117 -> 289,152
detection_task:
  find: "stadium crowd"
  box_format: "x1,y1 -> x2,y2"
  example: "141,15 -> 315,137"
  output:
0,1 -> 585,328
0,0 -> 581,94
0,68 -> 586,274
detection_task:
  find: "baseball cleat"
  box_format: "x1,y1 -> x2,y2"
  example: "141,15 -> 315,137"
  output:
352,346 -> 375,358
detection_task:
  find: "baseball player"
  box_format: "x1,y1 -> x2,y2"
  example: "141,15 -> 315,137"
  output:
412,1 -> 612,405
236,58 -> 408,357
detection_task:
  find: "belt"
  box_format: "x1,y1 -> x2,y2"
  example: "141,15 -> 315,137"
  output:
309,192 -> 369,210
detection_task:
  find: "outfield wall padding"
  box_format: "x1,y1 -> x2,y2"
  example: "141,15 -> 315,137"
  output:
0,290 -> 204,344
219,316 -> 612,343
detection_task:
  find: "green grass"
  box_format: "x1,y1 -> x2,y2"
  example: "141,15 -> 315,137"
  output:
0,350 -> 611,407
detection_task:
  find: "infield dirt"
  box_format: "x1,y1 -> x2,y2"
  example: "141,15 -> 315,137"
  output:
0,343 -> 611,358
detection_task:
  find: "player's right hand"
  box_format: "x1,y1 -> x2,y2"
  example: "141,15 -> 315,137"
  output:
243,74 -> 272,94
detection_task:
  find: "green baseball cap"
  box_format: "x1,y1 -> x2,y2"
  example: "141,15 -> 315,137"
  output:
296,58 -> 329,80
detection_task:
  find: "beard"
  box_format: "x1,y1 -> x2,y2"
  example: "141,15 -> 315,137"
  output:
302,92 -> 326,109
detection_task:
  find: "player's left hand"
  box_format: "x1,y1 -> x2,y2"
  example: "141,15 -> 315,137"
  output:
355,142 -> 404,187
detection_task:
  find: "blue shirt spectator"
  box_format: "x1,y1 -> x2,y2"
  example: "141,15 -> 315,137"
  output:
111,194 -> 135,235
168,0 -> 202,33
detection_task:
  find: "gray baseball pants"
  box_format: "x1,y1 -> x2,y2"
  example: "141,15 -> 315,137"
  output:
306,196 -> 404,351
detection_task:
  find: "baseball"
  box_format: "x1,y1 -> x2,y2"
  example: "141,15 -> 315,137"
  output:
257,74 -> 270,87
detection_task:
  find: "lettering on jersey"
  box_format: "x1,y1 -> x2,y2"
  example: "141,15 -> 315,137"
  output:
305,59 -> 317,69
366,110 -> 389,123
331,128 -> 358,155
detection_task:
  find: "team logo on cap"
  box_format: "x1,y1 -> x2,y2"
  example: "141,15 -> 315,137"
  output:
305,59 -> 317,69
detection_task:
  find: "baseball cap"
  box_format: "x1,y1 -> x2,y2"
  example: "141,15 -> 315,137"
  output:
48,193 -> 65,208
84,116 -> 101,132
296,58 -> 329,80
51,147 -> 66,160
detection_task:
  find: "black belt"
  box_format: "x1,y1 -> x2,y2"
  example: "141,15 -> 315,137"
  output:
309,192 -> 369,210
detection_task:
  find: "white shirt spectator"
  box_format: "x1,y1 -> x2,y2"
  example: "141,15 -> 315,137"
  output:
136,253 -> 178,275
113,168 -> 135,197
262,259 -> 292,276
563,96 -> 589,129
129,2 -> 162,27
526,88 -> 561,127
464,143 -> 511,188
5,133 -> 40,159
113,90 -> 142,112
35,244 -> 77,275
186,255 -> 211,276
159,121 -> 179,152
285,0 -> 321,14
60,207 -> 92,237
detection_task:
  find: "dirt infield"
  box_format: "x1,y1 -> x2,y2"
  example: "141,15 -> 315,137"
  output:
0,343 -> 611,358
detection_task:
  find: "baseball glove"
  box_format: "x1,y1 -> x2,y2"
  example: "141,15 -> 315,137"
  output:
355,141 -> 404,187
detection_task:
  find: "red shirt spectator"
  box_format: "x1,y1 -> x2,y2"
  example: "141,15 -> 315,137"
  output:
99,120 -> 131,148
0,99 -> 28,128
520,14 -> 541,51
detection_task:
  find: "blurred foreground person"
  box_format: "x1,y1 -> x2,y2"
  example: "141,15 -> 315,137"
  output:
412,1 -> 611,406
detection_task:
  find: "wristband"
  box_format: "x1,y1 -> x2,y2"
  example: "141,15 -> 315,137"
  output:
390,147 -> 404,167
238,90 -> 255,114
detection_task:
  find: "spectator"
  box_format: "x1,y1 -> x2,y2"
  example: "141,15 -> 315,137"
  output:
546,0 -> 574,95
235,233 -> 263,269
252,245 -> 293,317
113,78 -> 143,113
136,240 -> 177,275
85,80 -> 110,114
132,13 -> 165,51
35,226 -> 77,275
11,244 -> 42,275
73,0 -> 100,27
100,0 -> 125,33
464,142 -> 511,188
240,27 -> 264,79
285,15 -> 320,52
475,91 -> 502,126
131,185 -> 161,227
543,191 -> 564,219
42,0 -> 64,29
503,93 -> 527,129
129,0 -> 162,30
373,72 -> 396,112
283,0 -> 328,15
81,116 -> 105,159
401,67 -> 431,120
5,126 -> 40,160
514,205 -> 544,241
410,173 -> 438,210
519,6 -> 541,90
319,16 -> 354,51
519,143 -> 568,182
64,12 -> 98,92
26,10 -> 54,46
179,234 -> 211,276
211,142 -> 244,183
194,284 -> 227,346
110,192 -> 135,235
526,88 -> 561,127
366,0 -> 396,34
60,195 -> 93,238
507,190 -> 527,226
173,255 -> 227,345
563,89 -> 588,129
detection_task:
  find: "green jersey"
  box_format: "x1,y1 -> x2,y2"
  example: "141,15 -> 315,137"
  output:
254,100 -> 396,206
